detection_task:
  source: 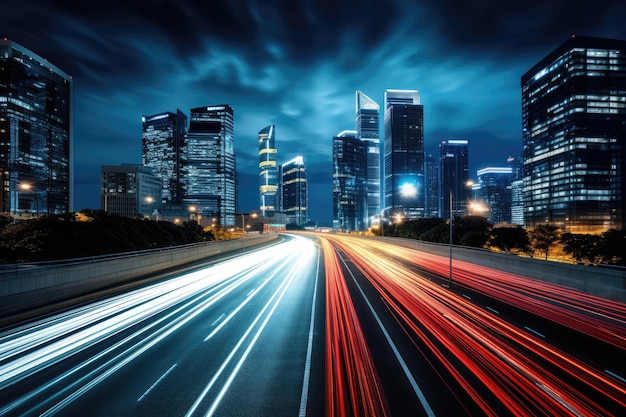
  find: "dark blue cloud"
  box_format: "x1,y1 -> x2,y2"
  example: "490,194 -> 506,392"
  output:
2,0 -> 625,223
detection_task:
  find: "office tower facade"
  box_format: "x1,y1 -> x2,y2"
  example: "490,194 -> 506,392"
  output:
282,156 -> 307,226
0,38 -> 73,215
522,35 -> 626,233
384,89 -> 425,220
142,110 -> 187,204
333,130 -> 367,231
439,140 -> 470,219
258,125 -> 278,217
184,105 -> 236,226
101,164 -> 162,218
424,154 -> 439,218
508,156 -> 525,226
355,90 -> 380,225
477,167 -> 513,224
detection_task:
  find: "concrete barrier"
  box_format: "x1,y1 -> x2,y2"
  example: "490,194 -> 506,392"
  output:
372,236 -> 626,302
0,234 -> 279,321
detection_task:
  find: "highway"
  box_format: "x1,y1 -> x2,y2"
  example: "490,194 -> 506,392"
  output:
1,233 -> 625,416
0,234 -> 324,417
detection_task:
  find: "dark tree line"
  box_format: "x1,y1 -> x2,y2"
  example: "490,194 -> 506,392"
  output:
384,217 -> 626,266
0,211 -> 215,264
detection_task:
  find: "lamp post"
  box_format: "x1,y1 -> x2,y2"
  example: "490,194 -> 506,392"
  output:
449,189 -> 453,285
448,180 -> 474,286
189,205 -> 197,223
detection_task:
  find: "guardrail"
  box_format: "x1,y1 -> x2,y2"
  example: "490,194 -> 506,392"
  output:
0,234 -> 279,323
372,236 -> 626,302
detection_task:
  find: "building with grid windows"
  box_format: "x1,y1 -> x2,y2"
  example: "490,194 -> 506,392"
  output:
356,90 -> 380,226
522,35 -> 626,233
333,130 -> 367,231
184,105 -> 236,226
384,89 -> 425,220
282,156 -> 307,226
101,164 -> 162,218
142,110 -> 187,205
439,140 -> 470,219
1,38 -> 73,215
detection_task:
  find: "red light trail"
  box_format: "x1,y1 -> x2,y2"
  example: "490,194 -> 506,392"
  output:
320,234 -> 626,416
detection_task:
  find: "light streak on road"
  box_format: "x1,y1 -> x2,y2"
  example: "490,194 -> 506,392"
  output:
322,238 -> 390,417
319,234 -> 626,416
0,235 -> 320,417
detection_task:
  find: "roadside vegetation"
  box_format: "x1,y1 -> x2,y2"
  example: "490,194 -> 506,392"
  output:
376,216 -> 626,266
0,210 -> 231,264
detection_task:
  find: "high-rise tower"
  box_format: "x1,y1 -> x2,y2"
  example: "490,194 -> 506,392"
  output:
356,91 -> 380,225
439,140 -> 470,220
282,156 -> 307,226
184,105 -> 236,226
142,110 -> 187,204
0,39 -> 73,215
383,89 -> 424,220
258,125 -> 278,217
333,130 -> 367,231
522,35 -> 626,233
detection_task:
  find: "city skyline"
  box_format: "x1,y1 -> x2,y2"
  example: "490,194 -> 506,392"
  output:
2,1 -> 625,223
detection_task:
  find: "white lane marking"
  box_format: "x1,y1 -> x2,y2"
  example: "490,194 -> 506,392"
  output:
246,288 -> 256,297
524,326 -> 545,339
605,369 -> 626,383
338,254 -> 436,417
462,294 -> 471,300
137,363 -> 177,401
185,248 -> 312,417
211,314 -> 225,327
486,306 -> 500,315
204,270 -> 281,341
298,248 -> 321,417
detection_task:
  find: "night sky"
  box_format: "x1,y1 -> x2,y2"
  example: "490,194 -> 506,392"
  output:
2,0 -> 625,224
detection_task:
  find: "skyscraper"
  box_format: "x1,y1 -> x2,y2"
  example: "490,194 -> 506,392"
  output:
184,105 -> 236,226
508,156 -> 525,226
0,38 -> 73,215
258,125 -> 278,217
522,35 -> 626,233
333,130 -> 367,231
282,156 -> 307,226
477,167 -> 513,224
384,89 -> 425,220
142,110 -> 187,204
439,140 -> 470,219
424,154 -> 439,218
356,90 -> 380,225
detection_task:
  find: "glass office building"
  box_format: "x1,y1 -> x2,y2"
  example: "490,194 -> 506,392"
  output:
522,35 -> 626,233
142,109 -> 187,204
476,167 -> 513,224
184,105 -> 236,226
424,154 -> 439,218
356,90 -> 380,225
384,89 -> 425,220
439,140 -> 470,219
258,125 -> 278,217
282,156 -> 307,226
0,38 -> 73,215
333,130 -> 367,231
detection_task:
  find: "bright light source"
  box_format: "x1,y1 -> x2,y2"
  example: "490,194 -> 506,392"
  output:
400,183 -> 417,198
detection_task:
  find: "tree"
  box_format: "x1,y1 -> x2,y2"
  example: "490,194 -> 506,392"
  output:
595,228 -> 626,266
560,233 -> 602,264
529,223 -> 561,260
454,216 -> 492,248
488,226 -> 530,254
0,213 -> 13,230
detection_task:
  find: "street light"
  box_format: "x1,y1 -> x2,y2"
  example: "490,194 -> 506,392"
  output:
448,180 -> 475,286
